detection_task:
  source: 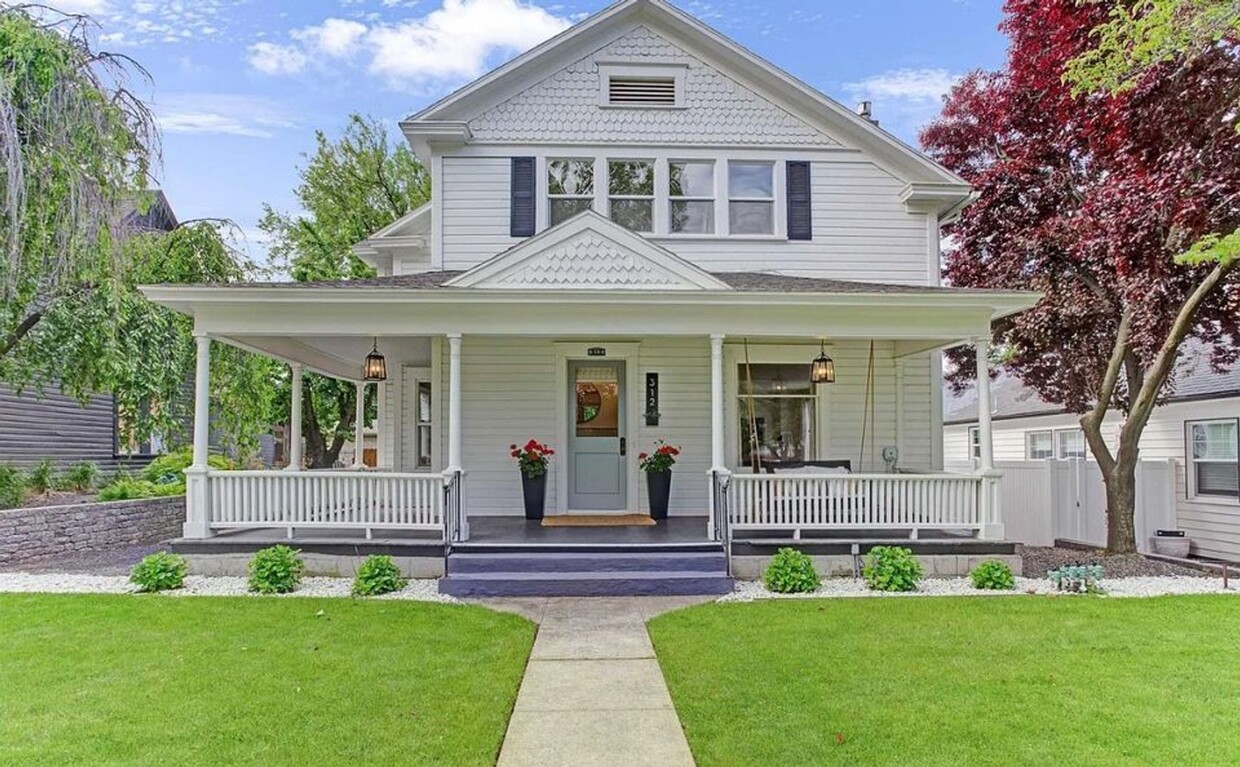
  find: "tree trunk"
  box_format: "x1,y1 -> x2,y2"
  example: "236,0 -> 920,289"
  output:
1104,454 -> 1138,554
301,386 -> 354,469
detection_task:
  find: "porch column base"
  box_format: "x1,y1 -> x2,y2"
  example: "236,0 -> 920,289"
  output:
183,467 -> 211,539
979,524 -> 1005,541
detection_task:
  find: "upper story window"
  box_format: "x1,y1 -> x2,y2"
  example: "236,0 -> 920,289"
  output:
608,159 -> 655,233
728,161 -> 775,235
1187,419 -> 1239,500
548,158 -> 595,227
669,161 -> 715,234
598,64 -> 685,108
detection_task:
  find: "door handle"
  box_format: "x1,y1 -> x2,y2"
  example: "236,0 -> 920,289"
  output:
619,437 -> 626,456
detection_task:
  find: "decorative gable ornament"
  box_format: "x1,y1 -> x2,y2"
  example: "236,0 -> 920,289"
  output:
445,211 -> 731,291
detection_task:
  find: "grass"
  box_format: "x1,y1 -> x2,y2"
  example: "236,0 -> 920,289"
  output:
649,595 -> 1240,767
0,594 -> 535,766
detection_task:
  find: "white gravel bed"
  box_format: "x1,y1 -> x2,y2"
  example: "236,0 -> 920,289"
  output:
721,575 -> 1238,602
0,572 -> 458,603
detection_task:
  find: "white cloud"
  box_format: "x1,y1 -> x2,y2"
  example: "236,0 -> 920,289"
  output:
155,93 -> 296,139
44,0 -> 111,13
247,41 -> 309,75
248,0 -> 573,89
842,68 -> 961,141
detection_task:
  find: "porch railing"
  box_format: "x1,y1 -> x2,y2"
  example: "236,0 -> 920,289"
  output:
727,472 -> 997,538
710,469 -> 733,575
207,470 -> 444,536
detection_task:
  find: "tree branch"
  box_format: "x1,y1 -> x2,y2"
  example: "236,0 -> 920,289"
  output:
0,311 -> 43,359
1080,307 -> 1132,475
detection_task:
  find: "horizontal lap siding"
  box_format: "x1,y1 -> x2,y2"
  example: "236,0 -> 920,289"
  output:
636,339 -> 711,514
442,157 -> 523,269
822,341 -> 899,471
899,355 -> 934,471
0,384 -> 142,473
1174,463 -> 1240,561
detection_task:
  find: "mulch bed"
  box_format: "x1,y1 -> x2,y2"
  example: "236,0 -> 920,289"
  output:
1020,545 -> 1208,578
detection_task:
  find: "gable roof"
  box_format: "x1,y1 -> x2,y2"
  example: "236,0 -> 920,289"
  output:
444,210 -> 732,290
944,342 -> 1240,424
403,0 -> 967,189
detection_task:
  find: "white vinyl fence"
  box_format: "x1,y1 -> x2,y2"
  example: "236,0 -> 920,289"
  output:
948,460 -> 1177,551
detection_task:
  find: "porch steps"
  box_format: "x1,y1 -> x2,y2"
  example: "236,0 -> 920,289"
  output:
439,549 -> 733,597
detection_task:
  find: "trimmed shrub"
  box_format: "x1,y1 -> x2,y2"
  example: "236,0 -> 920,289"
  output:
142,448 -> 233,486
61,461 -> 100,492
27,458 -> 55,495
763,548 -> 821,594
130,552 -> 189,593
98,477 -> 182,501
970,560 -> 1016,590
248,545 -> 305,594
352,555 -> 407,597
0,465 -> 24,510
862,546 -> 923,592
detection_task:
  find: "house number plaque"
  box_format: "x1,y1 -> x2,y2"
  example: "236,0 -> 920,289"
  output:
645,373 -> 660,426
587,347 -> 607,357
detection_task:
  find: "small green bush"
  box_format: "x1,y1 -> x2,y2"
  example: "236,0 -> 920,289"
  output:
61,462 -> 100,492
97,476 -> 185,501
142,448 -> 233,485
352,555 -> 408,597
130,552 -> 189,593
27,459 -> 55,495
0,465 -> 24,510
863,546 -> 923,592
970,560 -> 1016,590
763,548 -> 822,594
248,545 -> 305,594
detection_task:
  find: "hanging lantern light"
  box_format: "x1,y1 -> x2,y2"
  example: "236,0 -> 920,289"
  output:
810,339 -> 835,385
363,337 -> 387,382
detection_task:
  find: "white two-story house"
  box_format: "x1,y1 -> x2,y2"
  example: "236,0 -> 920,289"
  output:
146,0 -> 1036,594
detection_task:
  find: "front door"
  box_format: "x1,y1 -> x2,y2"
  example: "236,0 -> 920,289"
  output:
568,361 -> 627,511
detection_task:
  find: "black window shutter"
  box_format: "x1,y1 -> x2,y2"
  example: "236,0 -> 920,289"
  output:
786,161 -> 812,241
510,157 -> 536,237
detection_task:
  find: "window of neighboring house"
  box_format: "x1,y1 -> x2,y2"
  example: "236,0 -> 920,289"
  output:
968,426 -> 981,461
728,161 -> 775,235
738,363 -> 816,466
414,380 -> 433,470
1026,430 -> 1054,460
113,397 -> 165,457
547,158 -> 595,226
1187,419 -> 1239,499
669,160 -> 715,234
608,159 -> 655,232
1056,429 -> 1087,460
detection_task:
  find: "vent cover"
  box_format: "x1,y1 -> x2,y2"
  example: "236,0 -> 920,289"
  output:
608,75 -> 677,106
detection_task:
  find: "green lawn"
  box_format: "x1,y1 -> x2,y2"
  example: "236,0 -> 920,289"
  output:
650,596 -> 1240,767
0,594 -> 535,766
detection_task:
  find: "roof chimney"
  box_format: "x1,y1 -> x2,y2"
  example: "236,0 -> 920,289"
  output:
856,100 -> 879,126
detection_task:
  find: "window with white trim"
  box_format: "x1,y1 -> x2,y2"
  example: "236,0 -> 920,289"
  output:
608,159 -> 655,233
1026,430 -> 1054,460
968,426 -> 980,461
738,364 -> 816,466
547,158 -> 594,227
1056,429 -> 1087,460
728,161 -> 775,235
1187,419 -> 1239,499
669,160 -> 715,234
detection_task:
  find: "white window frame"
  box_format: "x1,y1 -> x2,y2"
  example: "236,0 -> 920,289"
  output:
546,157 -> 595,227
1185,418 -> 1239,502
1026,430 -> 1054,461
597,63 -> 686,108
734,362 -> 818,467
607,158 -> 656,233
667,159 -> 716,235
1055,428 -> 1087,460
727,160 -> 777,236
968,426 -> 981,461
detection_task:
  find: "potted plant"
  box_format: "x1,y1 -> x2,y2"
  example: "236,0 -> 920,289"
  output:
638,440 -> 680,520
510,439 -> 554,520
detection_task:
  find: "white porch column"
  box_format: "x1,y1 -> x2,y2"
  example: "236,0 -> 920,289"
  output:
376,378 -> 387,469
974,336 -> 1004,540
183,333 -> 212,539
353,381 -> 367,469
447,333 -> 462,471
710,334 -> 725,471
286,363 -> 303,471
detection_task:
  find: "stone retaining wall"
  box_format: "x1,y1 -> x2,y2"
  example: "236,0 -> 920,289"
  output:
0,497 -> 184,567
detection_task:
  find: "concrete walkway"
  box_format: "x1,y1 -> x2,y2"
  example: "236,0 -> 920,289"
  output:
488,596 -> 710,767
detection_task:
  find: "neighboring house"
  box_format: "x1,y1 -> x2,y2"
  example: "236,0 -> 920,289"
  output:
944,348 -> 1240,561
147,0 -> 1038,593
0,191 -> 180,473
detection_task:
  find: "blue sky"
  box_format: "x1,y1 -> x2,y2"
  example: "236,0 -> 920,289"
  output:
42,0 -> 1008,263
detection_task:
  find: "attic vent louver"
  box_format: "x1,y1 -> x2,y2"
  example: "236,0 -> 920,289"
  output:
608,75 -> 677,106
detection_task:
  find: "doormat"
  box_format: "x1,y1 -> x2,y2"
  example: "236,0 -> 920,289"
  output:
541,514 -> 657,527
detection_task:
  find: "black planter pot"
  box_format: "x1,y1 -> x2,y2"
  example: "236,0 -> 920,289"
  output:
647,469 -> 672,520
521,472 -> 547,520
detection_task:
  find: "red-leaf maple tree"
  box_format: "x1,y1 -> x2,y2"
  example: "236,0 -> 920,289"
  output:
921,0 -> 1240,552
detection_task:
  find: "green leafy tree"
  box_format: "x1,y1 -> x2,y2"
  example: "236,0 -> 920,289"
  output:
260,114 -> 430,467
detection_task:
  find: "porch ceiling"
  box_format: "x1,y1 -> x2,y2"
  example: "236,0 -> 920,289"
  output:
222,335 -> 432,380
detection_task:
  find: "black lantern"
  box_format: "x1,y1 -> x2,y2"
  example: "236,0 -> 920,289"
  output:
810,340 -> 835,385
363,337 -> 387,382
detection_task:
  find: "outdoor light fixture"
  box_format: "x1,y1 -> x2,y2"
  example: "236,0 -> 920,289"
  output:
363,337 -> 388,382
810,340 -> 835,385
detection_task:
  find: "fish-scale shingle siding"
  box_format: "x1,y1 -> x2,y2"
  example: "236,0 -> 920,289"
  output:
467,26 -> 838,146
